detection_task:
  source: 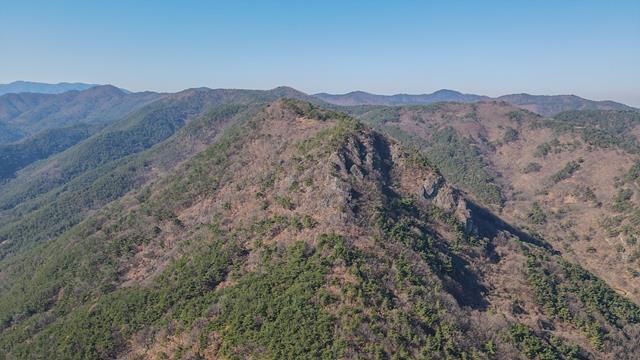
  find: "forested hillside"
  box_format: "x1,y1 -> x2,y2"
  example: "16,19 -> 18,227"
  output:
0,85 -> 161,144
0,124 -> 94,180
0,99 -> 638,359
0,87 -> 316,260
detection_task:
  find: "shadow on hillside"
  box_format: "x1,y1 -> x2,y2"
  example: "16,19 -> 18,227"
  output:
445,252 -> 489,311
442,201 -> 560,311
375,134 -> 492,311
467,201 -> 559,255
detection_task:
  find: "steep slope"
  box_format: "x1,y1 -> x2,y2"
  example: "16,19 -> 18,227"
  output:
0,88 -> 319,259
0,81 -> 98,96
315,91 -> 637,116
352,103 -> 640,305
0,100 -> 638,359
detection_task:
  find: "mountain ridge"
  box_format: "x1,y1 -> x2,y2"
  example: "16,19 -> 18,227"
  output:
0,81 -> 100,96
0,99 -> 638,358
314,89 -> 637,116
4,82 -> 634,118
314,89 -> 489,106
0,85 -> 163,144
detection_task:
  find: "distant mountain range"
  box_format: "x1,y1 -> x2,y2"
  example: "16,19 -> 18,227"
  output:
314,89 -> 490,106
2,82 -> 636,117
314,90 -> 637,116
494,93 -> 636,117
0,81 -> 100,96
0,85 -> 161,143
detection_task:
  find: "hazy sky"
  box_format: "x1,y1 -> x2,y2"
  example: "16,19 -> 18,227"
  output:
2,0 -> 639,106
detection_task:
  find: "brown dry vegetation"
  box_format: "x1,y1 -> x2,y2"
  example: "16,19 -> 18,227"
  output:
1,99 -> 639,359
357,102 -> 640,304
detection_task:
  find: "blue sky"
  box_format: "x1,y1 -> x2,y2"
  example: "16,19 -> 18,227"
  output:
1,0 -> 639,106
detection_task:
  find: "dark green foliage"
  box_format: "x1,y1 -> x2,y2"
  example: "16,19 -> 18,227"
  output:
526,248 -> 640,352
282,98 -> 352,122
523,162 -> 542,174
581,128 -> 636,151
549,160 -> 581,184
357,114 -> 503,207
357,106 -> 402,126
625,160 -> 640,184
301,214 -> 317,228
0,114 -> 250,339
351,105 -> 505,208
510,323 -> 580,359
527,202 -> 547,225
0,89 -> 293,214
425,127 -> 503,206
535,142 -> 552,158
209,241 -> 337,359
0,160 -> 149,257
612,188 -> 634,212
560,260 -> 640,326
572,185 -> 598,204
526,258 -> 568,319
59,103 -> 187,175
6,236 -> 242,359
507,110 -> 525,122
296,115 -> 362,155
546,110 -> 640,153
534,139 -> 581,158
363,198 -> 486,358
503,127 -> 519,143
383,215 -> 447,272
526,253 -> 602,350
599,216 -> 625,237
0,87 -> 161,139
0,98 -> 195,212
0,124 -> 93,180
0,104 -> 249,257
275,195 -> 294,210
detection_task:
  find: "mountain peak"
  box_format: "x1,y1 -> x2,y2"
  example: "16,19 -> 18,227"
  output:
348,90 -> 375,95
432,89 -> 462,95
79,84 -> 126,97
268,86 -> 310,98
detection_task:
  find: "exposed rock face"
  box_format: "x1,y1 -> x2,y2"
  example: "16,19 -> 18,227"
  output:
455,197 -> 476,235
421,174 -> 477,235
433,184 -> 458,213
421,173 -> 443,199
327,124 -> 481,238
330,133 -> 391,182
327,131 -> 395,224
